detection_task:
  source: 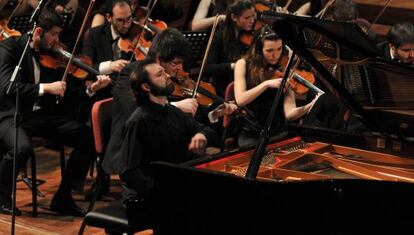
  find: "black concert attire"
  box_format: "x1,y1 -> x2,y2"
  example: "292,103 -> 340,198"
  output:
102,63 -> 136,175
206,25 -> 250,97
377,41 -> 395,62
0,35 -> 95,215
237,62 -> 348,147
119,101 -> 217,203
103,62 -> 223,175
83,22 -> 125,99
237,63 -> 286,147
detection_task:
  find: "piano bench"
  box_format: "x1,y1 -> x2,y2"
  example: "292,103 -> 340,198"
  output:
80,201 -> 149,235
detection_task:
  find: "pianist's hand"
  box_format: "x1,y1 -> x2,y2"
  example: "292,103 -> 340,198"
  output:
188,133 -> 208,155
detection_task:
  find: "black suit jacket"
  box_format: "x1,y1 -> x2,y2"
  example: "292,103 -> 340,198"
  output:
0,35 -> 40,121
83,23 -> 115,71
377,41 -> 393,61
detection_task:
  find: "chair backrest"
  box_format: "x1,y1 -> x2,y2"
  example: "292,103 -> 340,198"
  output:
223,82 -> 234,128
91,98 -> 113,154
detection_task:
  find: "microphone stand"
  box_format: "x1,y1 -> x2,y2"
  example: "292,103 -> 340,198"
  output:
245,51 -> 296,179
5,0 -> 49,233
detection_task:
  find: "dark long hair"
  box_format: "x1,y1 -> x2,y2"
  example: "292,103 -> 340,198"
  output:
245,26 -> 283,87
222,0 -> 255,61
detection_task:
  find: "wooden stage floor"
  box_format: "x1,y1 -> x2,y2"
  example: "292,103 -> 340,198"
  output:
0,146 -> 152,234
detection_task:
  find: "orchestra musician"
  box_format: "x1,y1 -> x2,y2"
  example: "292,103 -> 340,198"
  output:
378,22 -> 414,66
234,28 -> 347,147
206,0 -> 256,97
118,57 -> 217,225
0,8 -> 111,216
190,0 -> 232,31
83,0 -> 132,77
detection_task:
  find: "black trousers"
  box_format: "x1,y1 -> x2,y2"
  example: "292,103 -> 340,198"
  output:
0,109 -> 95,204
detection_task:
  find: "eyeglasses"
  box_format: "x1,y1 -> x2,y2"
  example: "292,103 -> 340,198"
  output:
114,16 -> 132,25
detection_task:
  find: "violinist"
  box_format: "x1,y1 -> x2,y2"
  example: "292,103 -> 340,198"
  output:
0,8 -> 111,216
206,0 -> 256,97
378,22 -> 414,66
90,0 -> 140,28
190,0 -> 231,31
83,0 -> 132,77
234,28 -> 349,147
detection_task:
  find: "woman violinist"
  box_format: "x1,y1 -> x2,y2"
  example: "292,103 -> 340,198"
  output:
190,0 -> 232,31
234,28 -> 324,147
206,0 -> 256,98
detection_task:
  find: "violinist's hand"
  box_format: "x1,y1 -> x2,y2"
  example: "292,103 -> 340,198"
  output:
111,59 -> 129,73
171,98 -> 198,116
90,75 -> 112,92
188,133 -> 208,155
43,81 -> 66,97
218,14 -> 226,23
211,102 -> 238,120
265,78 -> 282,89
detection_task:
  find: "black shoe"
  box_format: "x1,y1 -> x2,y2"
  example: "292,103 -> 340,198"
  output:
50,197 -> 86,217
0,204 -> 22,216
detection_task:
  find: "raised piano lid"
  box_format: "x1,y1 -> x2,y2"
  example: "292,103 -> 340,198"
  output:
150,14 -> 414,234
261,11 -> 414,138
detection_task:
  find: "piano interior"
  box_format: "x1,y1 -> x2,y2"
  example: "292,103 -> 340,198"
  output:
197,137 -> 414,183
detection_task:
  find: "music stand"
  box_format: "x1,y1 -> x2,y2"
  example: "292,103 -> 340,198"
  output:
182,30 -> 210,68
8,12 -> 72,33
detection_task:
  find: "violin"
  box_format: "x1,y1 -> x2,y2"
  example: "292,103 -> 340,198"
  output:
0,20 -> 21,41
239,0 -> 277,46
274,54 -> 319,96
118,0 -> 168,61
39,42 -> 99,79
171,69 -> 225,106
118,19 -> 167,61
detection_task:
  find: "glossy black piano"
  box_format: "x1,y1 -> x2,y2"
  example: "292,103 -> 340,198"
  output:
150,13 -> 414,235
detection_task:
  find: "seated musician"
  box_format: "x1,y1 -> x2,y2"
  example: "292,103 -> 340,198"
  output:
0,8 -> 111,216
206,0 -> 256,97
118,58 -> 217,224
234,27 -> 347,147
378,22 -> 414,66
103,28 -> 236,176
83,0 -> 133,77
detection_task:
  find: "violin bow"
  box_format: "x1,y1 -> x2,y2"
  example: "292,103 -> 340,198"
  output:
128,0 -> 158,63
191,14 -> 220,99
282,0 -> 292,12
57,0 -> 95,102
315,0 -> 336,18
367,0 -> 393,32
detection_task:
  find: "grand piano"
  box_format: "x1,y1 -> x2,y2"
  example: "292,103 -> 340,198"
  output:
150,13 -> 414,234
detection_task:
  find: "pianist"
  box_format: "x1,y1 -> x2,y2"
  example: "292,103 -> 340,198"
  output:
117,58 -> 217,224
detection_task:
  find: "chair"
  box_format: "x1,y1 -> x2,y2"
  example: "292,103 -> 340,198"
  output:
78,97 -> 113,234
25,138 -> 66,217
79,201 -> 149,235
